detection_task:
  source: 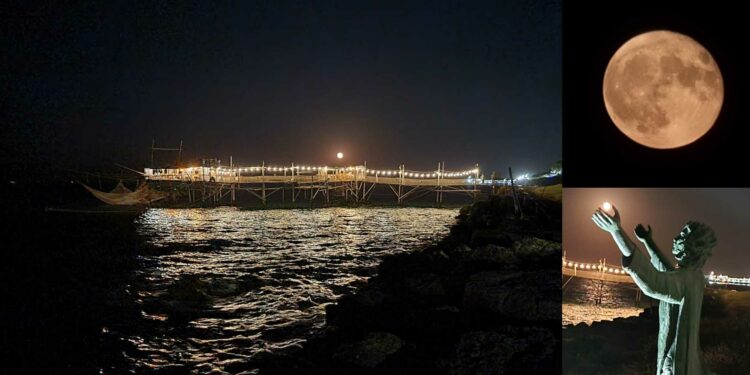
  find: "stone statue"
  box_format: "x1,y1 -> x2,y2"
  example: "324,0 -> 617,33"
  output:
592,205 -> 717,375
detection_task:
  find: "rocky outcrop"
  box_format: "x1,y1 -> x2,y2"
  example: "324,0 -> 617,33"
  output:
333,332 -> 404,368
255,194 -> 561,374
438,327 -> 556,375
463,269 -> 560,321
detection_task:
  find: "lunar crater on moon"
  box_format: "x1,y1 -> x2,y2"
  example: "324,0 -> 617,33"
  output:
603,30 -> 723,149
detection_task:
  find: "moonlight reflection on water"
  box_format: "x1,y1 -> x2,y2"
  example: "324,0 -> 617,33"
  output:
563,277 -> 657,326
125,207 -> 457,372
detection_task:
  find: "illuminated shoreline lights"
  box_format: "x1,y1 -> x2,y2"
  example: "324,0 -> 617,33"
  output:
562,259 -> 627,275
145,164 -> 484,180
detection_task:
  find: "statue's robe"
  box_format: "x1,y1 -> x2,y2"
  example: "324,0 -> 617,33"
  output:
644,244 -> 679,374
623,249 -> 708,375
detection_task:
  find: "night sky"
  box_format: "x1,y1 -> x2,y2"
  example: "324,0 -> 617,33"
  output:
2,1 -> 560,178
564,188 -> 750,276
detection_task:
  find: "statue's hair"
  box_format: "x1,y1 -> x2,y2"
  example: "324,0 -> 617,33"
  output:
684,221 -> 717,267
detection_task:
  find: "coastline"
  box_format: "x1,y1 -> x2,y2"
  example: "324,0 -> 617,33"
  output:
251,192 -> 562,374
2,184 -> 562,373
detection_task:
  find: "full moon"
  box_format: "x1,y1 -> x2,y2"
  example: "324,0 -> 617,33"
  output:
603,30 -> 723,149
336,152 -> 344,159
602,201 -> 612,212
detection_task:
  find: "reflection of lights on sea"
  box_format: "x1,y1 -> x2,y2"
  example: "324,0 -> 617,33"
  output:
130,207 -> 460,370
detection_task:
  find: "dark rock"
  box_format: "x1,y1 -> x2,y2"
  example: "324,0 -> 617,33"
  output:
402,306 -> 462,335
463,270 -> 560,321
150,364 -> 191,375
252,351 -> 316,374
325,291 -> 389,331
405,273 -> 446,296
352,289 -> 387,307
164,273 -> 267,300
454,244 -> 472,254
296,297 -> 317,309
207,278 -> 240,297
435,305 -> 461,313
333,332 -> 404,368
206,238 -> 234,248
470,229 -> 515,248
238,274 -> 266,291
512,237 -> 561,261
165,274 -> 212,307
469,244 -> 514,264
437,327 -> 556,375
222,359 -> 256,373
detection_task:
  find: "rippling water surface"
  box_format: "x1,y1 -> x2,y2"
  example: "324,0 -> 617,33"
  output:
125,207 -> 457,372
562,278 -> 657,326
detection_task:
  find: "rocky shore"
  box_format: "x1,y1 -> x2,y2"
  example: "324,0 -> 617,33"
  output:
251,193 -> 562,374
563,289 -> 750,375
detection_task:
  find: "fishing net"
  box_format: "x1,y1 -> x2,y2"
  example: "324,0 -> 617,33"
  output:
81,181 -> 166,206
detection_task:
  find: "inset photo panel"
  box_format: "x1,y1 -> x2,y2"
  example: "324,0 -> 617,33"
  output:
563,188 -> 750,375
563,0 -> 748,187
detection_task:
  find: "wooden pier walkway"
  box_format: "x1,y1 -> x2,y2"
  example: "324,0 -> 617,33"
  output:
145,163 -> 480,186
143,162 -> 502,205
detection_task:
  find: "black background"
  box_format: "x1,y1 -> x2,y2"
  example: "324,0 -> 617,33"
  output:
563,0 -> 748,187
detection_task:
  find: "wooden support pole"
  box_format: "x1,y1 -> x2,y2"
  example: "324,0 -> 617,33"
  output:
325,169 -> 330,205
440,161 -> 445,204
362,163 -> 366,201
262,161 -> 267,206
291,163 -> 296,205
230,156 -> 236,205
398,164 -> 404,205
435,162 -> 442,207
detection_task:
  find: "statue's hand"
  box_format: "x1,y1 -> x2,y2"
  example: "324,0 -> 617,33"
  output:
592,206 -> 621,233
634,224 -> 652,242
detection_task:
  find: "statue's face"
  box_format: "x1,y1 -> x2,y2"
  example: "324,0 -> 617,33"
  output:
672,224 -> 692,265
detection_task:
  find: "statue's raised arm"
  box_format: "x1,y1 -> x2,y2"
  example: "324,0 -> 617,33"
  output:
592,205 -> 637,258
634,224 -> 675,272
